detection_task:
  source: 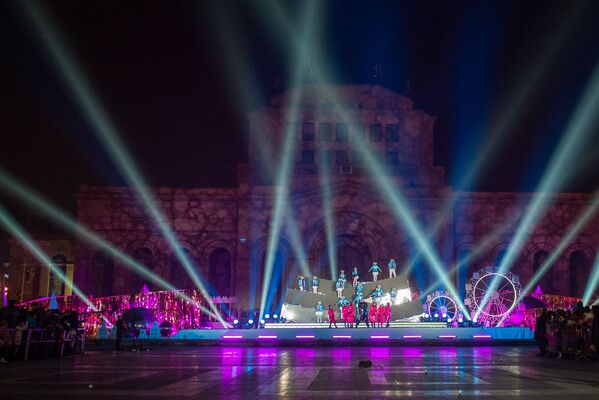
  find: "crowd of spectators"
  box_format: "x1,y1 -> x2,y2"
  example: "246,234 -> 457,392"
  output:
0,300 -> 82,363
535,302 -> 599,360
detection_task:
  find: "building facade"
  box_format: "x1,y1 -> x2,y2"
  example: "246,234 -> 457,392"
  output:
8,85 -> 599,308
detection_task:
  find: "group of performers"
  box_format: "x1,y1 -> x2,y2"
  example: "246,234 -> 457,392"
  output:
314,300 -> 392,328
296,258 -> 399,294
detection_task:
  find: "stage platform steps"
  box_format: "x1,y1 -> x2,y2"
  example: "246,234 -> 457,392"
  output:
264,322 -> 446,329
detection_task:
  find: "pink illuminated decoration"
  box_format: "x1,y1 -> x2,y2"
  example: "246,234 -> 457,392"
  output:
18,289 -> 239,336
295,335 -> 315,339
332,335 -> 352,339
370,335 -> 390,339
403,335 -> 422,339
438,335 -> 457,338
257,335 -> 277,339
473,335 -> 492,339
222,335 -> 243,339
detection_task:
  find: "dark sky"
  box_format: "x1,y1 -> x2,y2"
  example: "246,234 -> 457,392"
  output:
1,0 -> 599,234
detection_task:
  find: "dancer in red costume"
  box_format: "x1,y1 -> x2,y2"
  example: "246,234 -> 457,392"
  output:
369,304 -> 378,326
347,304 -> 355,328
385,303 -> 392,327
377,304 -> 386,328
327,305 -> 337,328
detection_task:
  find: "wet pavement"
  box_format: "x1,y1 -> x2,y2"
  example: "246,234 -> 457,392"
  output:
1,345 -> 598,399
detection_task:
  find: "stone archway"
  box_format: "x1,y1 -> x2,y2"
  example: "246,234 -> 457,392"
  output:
307,211 -> 393,279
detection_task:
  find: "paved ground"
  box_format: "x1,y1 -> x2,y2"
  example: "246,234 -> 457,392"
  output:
1,345 -> 598,399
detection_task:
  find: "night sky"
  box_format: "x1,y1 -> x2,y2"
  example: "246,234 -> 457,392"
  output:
1,0 -> 599,234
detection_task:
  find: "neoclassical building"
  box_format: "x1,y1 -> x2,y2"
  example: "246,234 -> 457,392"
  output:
8,85 -> 598,308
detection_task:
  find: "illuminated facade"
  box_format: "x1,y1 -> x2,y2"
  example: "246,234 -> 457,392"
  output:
8,85 -> 598,307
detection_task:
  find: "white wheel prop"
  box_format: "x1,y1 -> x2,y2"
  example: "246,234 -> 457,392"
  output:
465,267 -> 521,327
427,291 -> 458,322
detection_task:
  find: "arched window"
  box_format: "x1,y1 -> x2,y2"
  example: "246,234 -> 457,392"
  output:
532,250 -> 554,294
131,247 -> 153,294
92,252 -> 114,297
170,249 -> 193,290
569,251 -> 590,298
209,248 -> 232,296
49,254 -> 67,296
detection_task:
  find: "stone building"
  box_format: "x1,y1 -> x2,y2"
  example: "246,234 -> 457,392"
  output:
8,85 -> 599,309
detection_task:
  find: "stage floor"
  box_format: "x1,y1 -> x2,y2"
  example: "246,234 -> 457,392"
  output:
172,326 -> 533,342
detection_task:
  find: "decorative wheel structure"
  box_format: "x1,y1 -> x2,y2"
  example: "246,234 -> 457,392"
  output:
426,290 -> 458,322
465,267 -> 521,327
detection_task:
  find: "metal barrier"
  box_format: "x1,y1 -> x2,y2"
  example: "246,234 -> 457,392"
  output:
0,328 -> 85,361
546,322 -> 596,361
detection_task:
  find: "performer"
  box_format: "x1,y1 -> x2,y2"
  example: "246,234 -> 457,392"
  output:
351,267 -> 359,287
355,281 -> 364,297
335,278 -> 345,298
388,258 -> 397,278
369,303 -> 378,326
369,262 -> 382,282
314,301 -> 324,323
372,284 -> 384,305
327,305 -> 337,328
377,304 -> 386,328
297,275 -> 306,291
390,287 -> 398,305
385,303 -> 392,327
336,295 -> 347,309
355,300 -> 369,328
347,303 -> 355,328
339,269 -> 347,284
312,275 -> 320,293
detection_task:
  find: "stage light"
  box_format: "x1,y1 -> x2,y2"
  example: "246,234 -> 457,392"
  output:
434,313 -> 439,318
273,314 -> 278,319
233,319 -> 239,325
264,314 -> 270,319
257,335 -> 277,340
458,318 -> 463,323
447,317 -> 452,323
424,313 -> 430,318
442,313 -> 447,319
248,319 -> 254,325
260,319 -> 266,324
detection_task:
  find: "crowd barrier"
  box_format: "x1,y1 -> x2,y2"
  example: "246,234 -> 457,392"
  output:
546,322 -> 597,361
0,328 -> 85,361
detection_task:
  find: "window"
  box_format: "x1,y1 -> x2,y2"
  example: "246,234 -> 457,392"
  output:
351,124 -> 364,140
302,150 -> 314,164
320,123 -> 332,141
387,151 -> 399,166
336,150 -> 348,165
386,124 -> 399,142
336,123 -> 348,142
320,150 -> 333,165
353,151 -> 364,165
302,122 -> 315,140
369,124 -> 382,141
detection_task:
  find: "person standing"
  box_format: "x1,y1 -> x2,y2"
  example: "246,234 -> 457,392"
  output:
369,304 -> 378,327
355,301 -> 369,328
372,284 -> 384,306
339,269 -> 347,285
297,276 -> 306,291
347,304 -> 355,328
388,259 -> 397,278
369,262 -> 381,282
534,308 -> 548,356
377,305 -> 386,328
327,305 -> 337,328
385,303 -> 392,327
314,301 -> 324,323
355,281 -> 364,297
390,288 -> 398,305
115,315 -> 124,351
312,275 -> 319,293
351,267 -> 359,287
335,278 -> 345,298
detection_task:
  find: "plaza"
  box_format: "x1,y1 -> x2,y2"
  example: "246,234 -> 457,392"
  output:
1,345 -> 599,399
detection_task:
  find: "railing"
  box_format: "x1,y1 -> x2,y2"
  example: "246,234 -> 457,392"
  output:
546,322 -> 596,361
0,328 -> 85,361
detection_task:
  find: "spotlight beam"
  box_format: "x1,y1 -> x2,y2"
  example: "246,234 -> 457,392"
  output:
0,203 -> 98,312
318,162 -> 338,279
0,170 -> 221,320
23,2 -> 223,322
261,1 -> 469,317
521,194 -> 599,296
258,2 -> 319,317
478,62 -> 599,318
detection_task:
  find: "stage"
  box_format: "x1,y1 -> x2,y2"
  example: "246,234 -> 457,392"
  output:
170,325 -> 533,343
